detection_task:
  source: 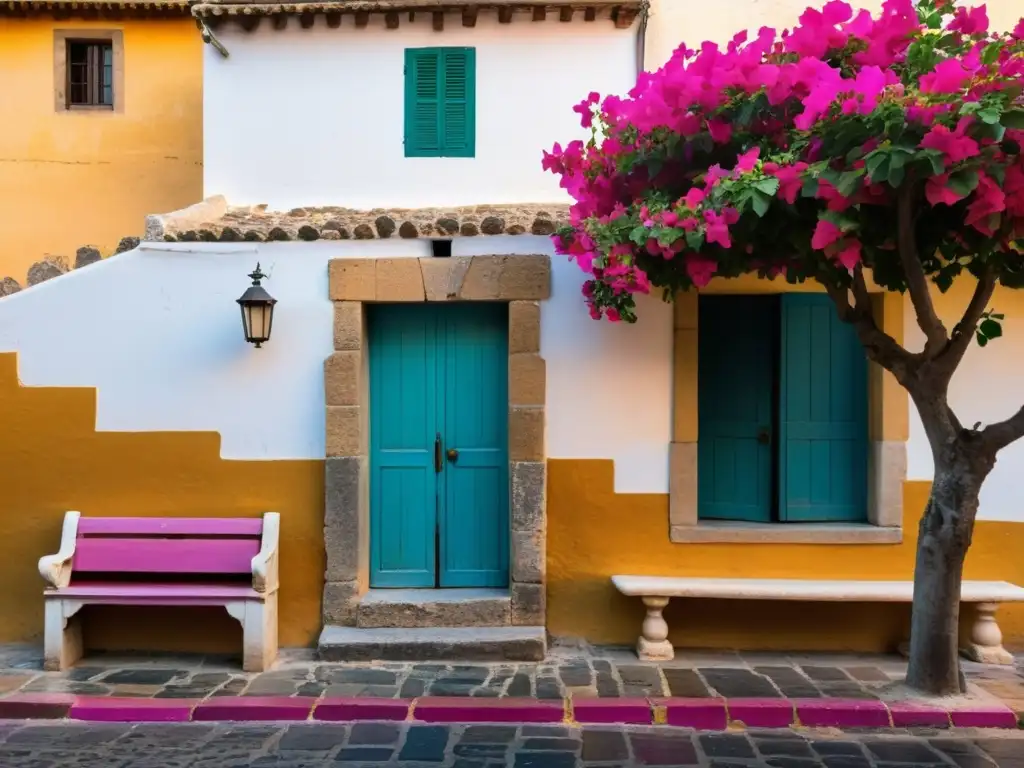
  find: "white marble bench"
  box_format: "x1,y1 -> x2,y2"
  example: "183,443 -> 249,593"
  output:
612,575 -> 1024,665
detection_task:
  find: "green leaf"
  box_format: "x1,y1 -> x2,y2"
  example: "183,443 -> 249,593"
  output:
751,189 -> 772,217
801,178 -> 820,198
1002,110 -> 1024,129
685,230 -> 705,251
887,163 -> 906,188
977,106 -> 1002,125
918,149 -> 946,176
753,177 -> 780,196
947,169 -> 980,198
976,331 -> 989,347
865,153 -> 890,184
836,170 -> 864,198
979,317 -> 1003,341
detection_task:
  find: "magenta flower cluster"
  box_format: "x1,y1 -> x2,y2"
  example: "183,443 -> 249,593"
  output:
543,0 -> 1024,322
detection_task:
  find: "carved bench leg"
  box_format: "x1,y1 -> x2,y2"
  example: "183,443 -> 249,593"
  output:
962,602 -> 1014,665
637,596 -> 674,661
43,600 -> 83,671
226,600 -> 277,673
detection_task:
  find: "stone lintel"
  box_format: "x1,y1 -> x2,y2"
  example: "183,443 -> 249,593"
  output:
329,255 -> 551,303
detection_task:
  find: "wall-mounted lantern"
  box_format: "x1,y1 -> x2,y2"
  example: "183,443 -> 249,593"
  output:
237,263 -> 277,348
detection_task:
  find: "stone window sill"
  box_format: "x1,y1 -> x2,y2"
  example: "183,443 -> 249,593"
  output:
669,521 -> 902,545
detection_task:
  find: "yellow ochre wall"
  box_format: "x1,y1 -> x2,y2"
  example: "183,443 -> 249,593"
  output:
548,282 -> 1024,652
0,353 -> 325,652
0,16 -> 202,285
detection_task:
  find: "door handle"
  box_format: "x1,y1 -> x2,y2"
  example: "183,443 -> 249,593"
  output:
447,448 -> 459,463
757,428 -> 771,445
434,433 -> 442,473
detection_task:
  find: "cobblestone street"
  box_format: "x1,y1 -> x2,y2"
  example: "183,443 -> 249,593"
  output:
1,720 -> 1023,767
1,644 -> 1021,708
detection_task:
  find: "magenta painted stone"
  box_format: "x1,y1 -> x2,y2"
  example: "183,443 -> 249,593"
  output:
192,696 -> 313,722
314,697 -> 410,722
654,698 -> 728,729
888,701 -> 950,728
727,698 -> 795,728
949,705 -> 1018,729
795,698 -> 890,728
572,698 -> 651,724
412,697 -> 564,724
0,693 -> 74,719
70,696 -> 195,722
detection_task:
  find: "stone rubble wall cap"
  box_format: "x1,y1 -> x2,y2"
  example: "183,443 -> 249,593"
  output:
145,196 -> 571,242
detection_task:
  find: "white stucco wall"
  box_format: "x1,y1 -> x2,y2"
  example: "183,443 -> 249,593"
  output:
203,15 -> 638,209
0,240 -> 672,493
904,302 -> 1024,522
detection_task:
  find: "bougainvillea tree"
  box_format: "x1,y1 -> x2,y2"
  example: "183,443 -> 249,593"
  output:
544,0 -> 1024,695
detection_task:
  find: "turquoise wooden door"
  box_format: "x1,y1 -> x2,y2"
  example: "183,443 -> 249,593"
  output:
697,296 -> 776,522
441,303 -> 509,587
369,303 -> 508,588
779,294 -> 868,521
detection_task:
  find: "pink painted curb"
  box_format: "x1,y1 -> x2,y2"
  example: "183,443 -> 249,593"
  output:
313,697 -> 410,722
949,704 -> 1019,729
69,697 -> 196,723
192,696 -> 314,722
412,696 -> 564,724
795,698 -> 891,728
727,698 -> 796,728
572,697 -> 651,724
654,698 -> 729,729
888,701 -> 951,728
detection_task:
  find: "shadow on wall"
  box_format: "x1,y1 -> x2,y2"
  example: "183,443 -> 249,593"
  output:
546,459 -> 1024,652
0,352 -> 326,652
0,238 -> 141,298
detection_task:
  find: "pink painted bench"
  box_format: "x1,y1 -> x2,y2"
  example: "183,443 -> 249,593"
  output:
38,511 -> 280,672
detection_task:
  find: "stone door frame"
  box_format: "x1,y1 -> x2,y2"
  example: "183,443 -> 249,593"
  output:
322,255 -> 550,627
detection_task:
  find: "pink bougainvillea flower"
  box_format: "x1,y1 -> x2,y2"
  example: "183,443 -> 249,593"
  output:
851,65 -> 888,113
920,57 -> 977,94
925,174 -> 969,207
707,120 -> 732,143
948,5 -> 988,35
735,147 -> 761,174
770,162 -> 809,204
835,238 -> 862,270
1013,17 -> 1024,40
683,187 -> 706,208
920,119 -> 980,164
573,91 -> 601,128
965,174 -> 1006,235
811,219 -> 843,250
703,210 -> 733,248
685,255 -> 718,288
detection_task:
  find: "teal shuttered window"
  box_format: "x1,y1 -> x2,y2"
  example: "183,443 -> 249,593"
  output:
404,47 -> 476,158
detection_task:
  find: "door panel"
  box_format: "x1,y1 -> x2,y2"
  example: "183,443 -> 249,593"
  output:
369,302 -> 509,589
697,296 -> 776,522
779,294 -> 868,521
369,304 -> 440,587
441,303 -> 509,587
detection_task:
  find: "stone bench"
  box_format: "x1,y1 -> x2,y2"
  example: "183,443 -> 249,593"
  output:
612,575 -> 1024,665
39,511 -> 280,672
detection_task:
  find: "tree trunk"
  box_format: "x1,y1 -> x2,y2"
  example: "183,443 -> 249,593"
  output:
905,442 -> 986,696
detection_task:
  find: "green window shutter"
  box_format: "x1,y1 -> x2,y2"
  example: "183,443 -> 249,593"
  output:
404,47 -> 475,158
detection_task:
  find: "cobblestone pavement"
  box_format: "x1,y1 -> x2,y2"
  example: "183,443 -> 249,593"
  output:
0,644 -> 1021,709
0,721 -> 1023,767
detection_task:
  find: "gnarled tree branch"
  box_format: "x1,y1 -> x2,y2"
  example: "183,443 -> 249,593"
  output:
932,267 -> 997,380
897,186 -> 948,357
981,404 -> 1024,454
822,269 -> 917,387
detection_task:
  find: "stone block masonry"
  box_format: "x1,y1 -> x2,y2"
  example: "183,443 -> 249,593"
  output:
321,255 -> 551,636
